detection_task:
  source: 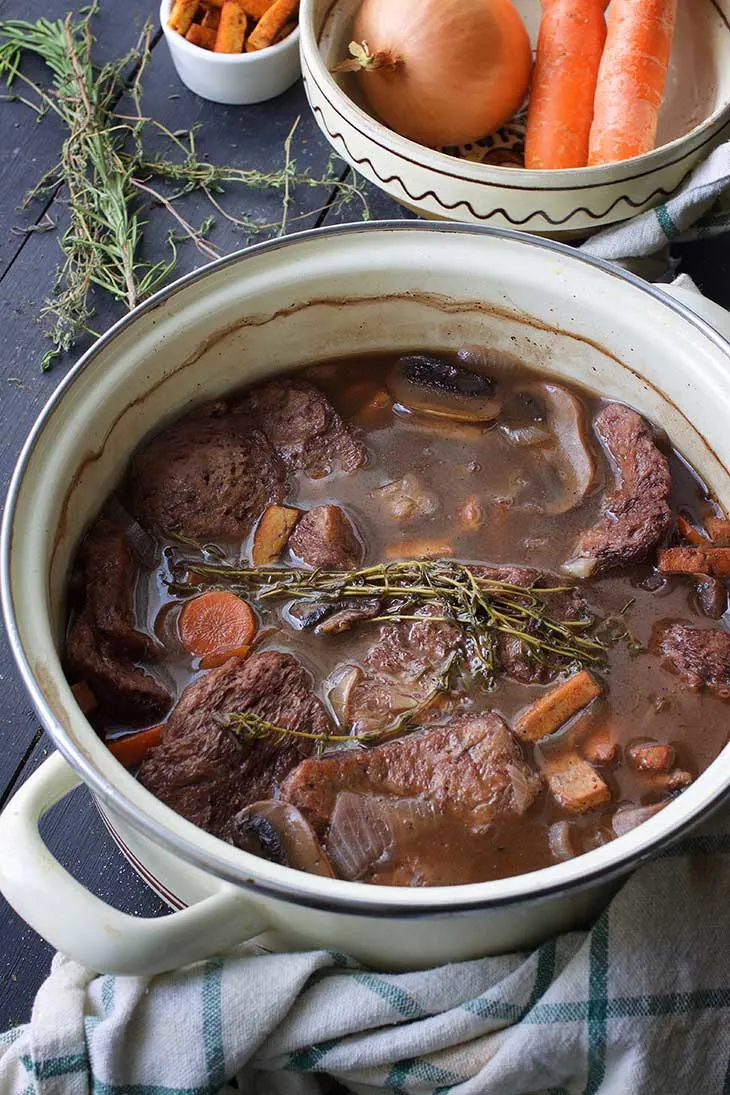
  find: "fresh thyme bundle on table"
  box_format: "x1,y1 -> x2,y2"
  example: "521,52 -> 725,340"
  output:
0,5 -> 369,369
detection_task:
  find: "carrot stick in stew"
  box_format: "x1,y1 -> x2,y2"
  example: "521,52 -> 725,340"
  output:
677,514 -> 708,547
704,517 -> 730,546
525,0 -> 609,170
588,0 -> 678,166
514,669 -> 603,742
178,591 -> 257,666
109,725 -> 164,769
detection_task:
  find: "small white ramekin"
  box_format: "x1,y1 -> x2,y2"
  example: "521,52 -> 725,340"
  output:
160,0 -> 301,105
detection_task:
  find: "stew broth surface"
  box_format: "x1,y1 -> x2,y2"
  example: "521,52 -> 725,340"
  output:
66,349 -> 730,887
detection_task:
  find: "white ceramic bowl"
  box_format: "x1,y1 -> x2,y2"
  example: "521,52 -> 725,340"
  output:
160,0 -> 301,105
300,0 -> 730,237
3,223 -> 730,976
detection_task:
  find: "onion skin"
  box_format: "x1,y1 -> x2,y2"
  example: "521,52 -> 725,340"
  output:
344,0 -> 532,148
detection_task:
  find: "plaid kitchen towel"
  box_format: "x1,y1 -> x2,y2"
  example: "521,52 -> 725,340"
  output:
582,140 -> 730,261
1,805 -> 730,1095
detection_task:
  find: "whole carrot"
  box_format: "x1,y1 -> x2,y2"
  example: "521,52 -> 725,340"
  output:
588,0 -> 677,166
525,0 -> 609,170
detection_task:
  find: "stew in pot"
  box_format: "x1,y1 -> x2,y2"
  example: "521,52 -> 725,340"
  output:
64,349 -> 730,886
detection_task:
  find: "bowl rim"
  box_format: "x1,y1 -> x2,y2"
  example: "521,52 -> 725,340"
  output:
4,220 -> 730,918
159,0 -> 301,64
299,0 -> 730,186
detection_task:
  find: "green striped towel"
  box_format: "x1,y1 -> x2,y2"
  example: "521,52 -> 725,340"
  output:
582,142 -> 730,260
1,804 -> 730,1094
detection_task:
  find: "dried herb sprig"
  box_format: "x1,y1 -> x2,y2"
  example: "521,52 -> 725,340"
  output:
227,652 -> 459,748
0,8 -> 370,368
187,558 -> 606,684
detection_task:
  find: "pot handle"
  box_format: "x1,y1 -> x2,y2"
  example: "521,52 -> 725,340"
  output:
0,750 -> 270,975
659,282 -> 730,343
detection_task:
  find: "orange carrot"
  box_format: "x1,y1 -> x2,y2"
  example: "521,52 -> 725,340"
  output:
588,0 -> 678,166
525,0 -> 609,170
109,725 -> 164,769
677,514 -> 708,547
178,591 -> 257,665
71,681 -> 97,716
658,546 -> 708,575
705,517 -> 730,546
514,669 -> 603,742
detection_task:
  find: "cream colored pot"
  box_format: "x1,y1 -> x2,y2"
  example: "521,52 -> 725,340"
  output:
3,224 -> 730,977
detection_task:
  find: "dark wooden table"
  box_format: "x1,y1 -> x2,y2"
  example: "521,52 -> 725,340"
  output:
0,0 -> 729,1033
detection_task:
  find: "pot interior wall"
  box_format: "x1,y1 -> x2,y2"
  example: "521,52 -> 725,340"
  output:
7,225 -> 730,890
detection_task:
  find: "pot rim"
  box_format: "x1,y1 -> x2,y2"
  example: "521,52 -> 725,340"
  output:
4,220 -> 730,918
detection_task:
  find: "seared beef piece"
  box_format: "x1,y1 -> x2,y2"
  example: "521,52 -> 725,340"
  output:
65,519 -> 171,724
652,621 -> 730,700
76,518 -> 159,660
366,608 -> 462,678
289,505 -> 363,570
566,403 -> 672,576
281,712 -> 542,836
696,575 -> 727,620
126,411 -> 288,540
138,652 -> 333,840
235,379 -> 366,478
66,614 -> 171,724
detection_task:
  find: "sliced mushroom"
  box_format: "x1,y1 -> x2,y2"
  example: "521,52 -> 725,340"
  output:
387,354 -> 501,423
230,800 -> 335,877
520,384 -> 598,516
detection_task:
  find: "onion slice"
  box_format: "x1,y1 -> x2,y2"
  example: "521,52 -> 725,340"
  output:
521,383 -> 598,516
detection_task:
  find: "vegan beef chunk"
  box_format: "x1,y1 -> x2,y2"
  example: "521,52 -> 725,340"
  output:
65,518 -> 171,724
138,651 -> 333,840
289,505 -> 363,570
653,621 -> 730,700
235,379 -> 367,478
126,411 -> 288,540
565,403 -> 672,576
281,712 -> 542,836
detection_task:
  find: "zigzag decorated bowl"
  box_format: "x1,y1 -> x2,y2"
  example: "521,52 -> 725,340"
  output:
300,0 -> 730,238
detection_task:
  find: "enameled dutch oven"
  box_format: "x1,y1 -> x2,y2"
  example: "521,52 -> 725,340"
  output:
3,223 -> 730,976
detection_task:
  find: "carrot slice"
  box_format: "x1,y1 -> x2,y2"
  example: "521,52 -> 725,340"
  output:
704,517 -> 730,546
514,669 -> 603,742
677,515 -> 708,547
179,591 -> 257,663
525,0 -> 609,170
109,725 -> 164,769
658,546 -> 708,575
71,681 -> 97,716
588,0 -> 678,165
707,549 -> 730,578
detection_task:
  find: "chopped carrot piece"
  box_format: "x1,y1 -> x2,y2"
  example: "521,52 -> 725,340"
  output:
168,0 -> 201,34
677,515 -> 708,547
384,539 -> 455,561
215,0 -> 248,52
627,742 -> 675,773
543,752 -> 611,813
705,517 -> 730,546
200,644 -> 250,670
246,0 -> 298,50
582,730 -> 618,766
251,505 -> 300,565
178,591 -> 257,663
71,681 -> 97,717
514,669 -> 603,743
108,725 -> 164,769
186,23 -> 217,48
201,4 -> 221,27
239,0 -> 273,17
707,549 -> 730,577
658,546 -> 708,575
588,0 -> 678,165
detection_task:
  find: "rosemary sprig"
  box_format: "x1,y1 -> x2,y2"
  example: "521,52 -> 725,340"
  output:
184,558 -> 605,684
227,652 -> 459,747
0,8 -> 371,368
